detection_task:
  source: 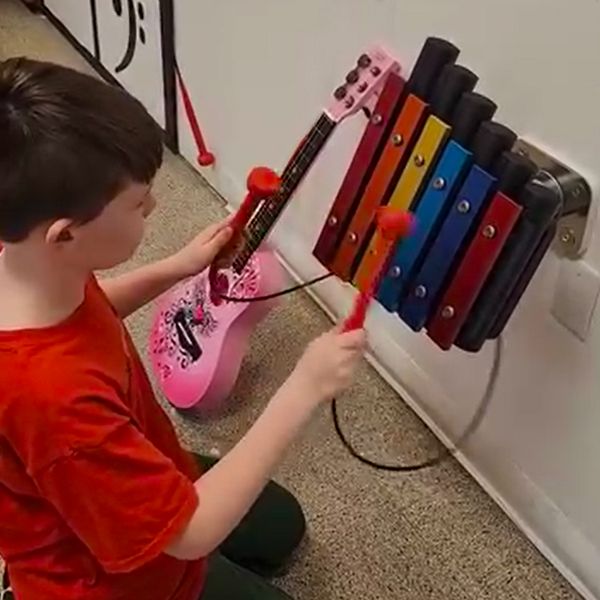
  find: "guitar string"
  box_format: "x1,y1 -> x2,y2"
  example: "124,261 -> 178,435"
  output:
214,272 -> 502,473
238,116 -> 333,262
234,115 -> 335,270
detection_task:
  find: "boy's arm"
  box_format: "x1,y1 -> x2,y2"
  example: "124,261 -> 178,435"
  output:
100,218 -> 232,318
166,374 -> 315,559
165,328 -> 365,560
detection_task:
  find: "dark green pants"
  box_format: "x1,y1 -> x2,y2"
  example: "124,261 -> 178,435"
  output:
1,456 -> 305,600
196,455 -> 305,599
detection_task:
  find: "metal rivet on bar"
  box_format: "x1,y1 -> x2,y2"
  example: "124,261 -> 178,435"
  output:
441,305 -> 455,319
482,225 -> 497,239
433,177 -> 446,190
457,199 -> 471,213
414,285 -> 427,298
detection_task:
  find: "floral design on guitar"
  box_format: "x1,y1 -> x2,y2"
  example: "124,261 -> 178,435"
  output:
152,256 -> 261,378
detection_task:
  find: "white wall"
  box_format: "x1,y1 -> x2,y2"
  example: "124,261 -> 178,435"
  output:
43,0 -> 95,53
174,2 -> 600,598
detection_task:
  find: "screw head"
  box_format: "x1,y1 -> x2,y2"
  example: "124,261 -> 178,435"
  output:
348,232 -> 358,243
482,225 -> 497,239
414,154 -> 425,167
433,177 -> 446,190
457,199 -> 471,213
370,66 -> 381,76
371,113 -> 383,125
441,305 -> 455,319
560,227 -> 576,245
390,266 -> 402,278
414,285 -> 427,299
392,133 -> 404,147
327,216 -> 338,227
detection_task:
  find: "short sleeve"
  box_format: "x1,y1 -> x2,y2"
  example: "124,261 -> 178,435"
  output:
34,420 -> 199,573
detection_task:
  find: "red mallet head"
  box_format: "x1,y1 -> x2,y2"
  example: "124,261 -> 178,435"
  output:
246,166 -> 281,197
376,207 -> 415,241
197,152 -> 216,167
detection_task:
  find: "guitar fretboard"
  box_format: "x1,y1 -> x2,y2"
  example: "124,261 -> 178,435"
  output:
233,114 -> 336,272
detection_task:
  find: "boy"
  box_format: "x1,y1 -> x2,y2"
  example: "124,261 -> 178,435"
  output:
0,57 -> 365,599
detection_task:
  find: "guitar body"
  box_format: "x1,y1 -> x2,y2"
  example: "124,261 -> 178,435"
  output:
149,248 -> 283,412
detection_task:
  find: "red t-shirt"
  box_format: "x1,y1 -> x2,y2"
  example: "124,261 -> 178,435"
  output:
0,276 -> 206,599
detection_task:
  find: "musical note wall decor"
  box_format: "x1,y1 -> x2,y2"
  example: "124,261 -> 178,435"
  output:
111,0 -> 147,73
41,0 -> 178,150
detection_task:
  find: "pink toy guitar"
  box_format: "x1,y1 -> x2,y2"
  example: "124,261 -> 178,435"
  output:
150,46 -> 400,412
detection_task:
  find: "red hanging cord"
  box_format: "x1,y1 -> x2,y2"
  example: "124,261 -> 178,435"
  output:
174,61 -> 215,167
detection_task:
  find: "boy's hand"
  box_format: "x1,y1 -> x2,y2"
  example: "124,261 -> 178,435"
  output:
167,217 -> 234,280
290,327 -> 367,403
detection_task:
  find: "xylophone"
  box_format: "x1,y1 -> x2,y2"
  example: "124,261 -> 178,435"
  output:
314,36 -> 582,353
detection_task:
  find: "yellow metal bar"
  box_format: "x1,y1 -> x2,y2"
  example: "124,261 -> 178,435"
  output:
353,115 -> 450,288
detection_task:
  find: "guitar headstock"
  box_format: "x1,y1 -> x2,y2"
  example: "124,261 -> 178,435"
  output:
325,45 -> 400,123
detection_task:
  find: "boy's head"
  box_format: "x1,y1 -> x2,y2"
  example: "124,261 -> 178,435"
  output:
0,57 -> 163,270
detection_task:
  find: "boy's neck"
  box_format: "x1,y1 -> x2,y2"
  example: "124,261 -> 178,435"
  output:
0,245 -> 89,331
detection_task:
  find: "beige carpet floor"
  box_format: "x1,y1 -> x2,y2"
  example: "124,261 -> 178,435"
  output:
0,1 -> 583,598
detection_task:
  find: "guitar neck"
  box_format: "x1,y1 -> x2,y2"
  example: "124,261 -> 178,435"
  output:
233,113 -> 336,272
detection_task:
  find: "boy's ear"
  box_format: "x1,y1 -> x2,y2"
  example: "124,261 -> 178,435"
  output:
46,219 -> 75,244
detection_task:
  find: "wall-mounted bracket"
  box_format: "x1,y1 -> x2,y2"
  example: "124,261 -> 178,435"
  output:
513,138 -> 593,259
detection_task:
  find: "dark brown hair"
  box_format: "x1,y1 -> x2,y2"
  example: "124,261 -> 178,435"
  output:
0,57 -> 163,242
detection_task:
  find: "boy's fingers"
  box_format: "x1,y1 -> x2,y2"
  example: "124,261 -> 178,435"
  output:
209,227 -> 233,249
197,216 -> 234,242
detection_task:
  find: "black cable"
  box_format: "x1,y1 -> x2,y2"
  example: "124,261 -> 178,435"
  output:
218,273 -> 333,302
332,335 -> 503,471
215,267 -> 503,472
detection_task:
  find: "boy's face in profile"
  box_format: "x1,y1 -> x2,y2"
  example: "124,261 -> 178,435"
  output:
52,180 -> 157,271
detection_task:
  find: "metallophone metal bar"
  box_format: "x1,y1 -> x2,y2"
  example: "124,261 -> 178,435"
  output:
312,36 -> 593,353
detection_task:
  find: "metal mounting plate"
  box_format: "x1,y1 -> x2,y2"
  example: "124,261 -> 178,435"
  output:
513,138 -> 593,259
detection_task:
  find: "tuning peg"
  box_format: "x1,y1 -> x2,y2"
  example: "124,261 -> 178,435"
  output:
334,85 -> 347,100
346,69 -> 360,84
370,66 -> 381,76
358,54 -> 372,68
